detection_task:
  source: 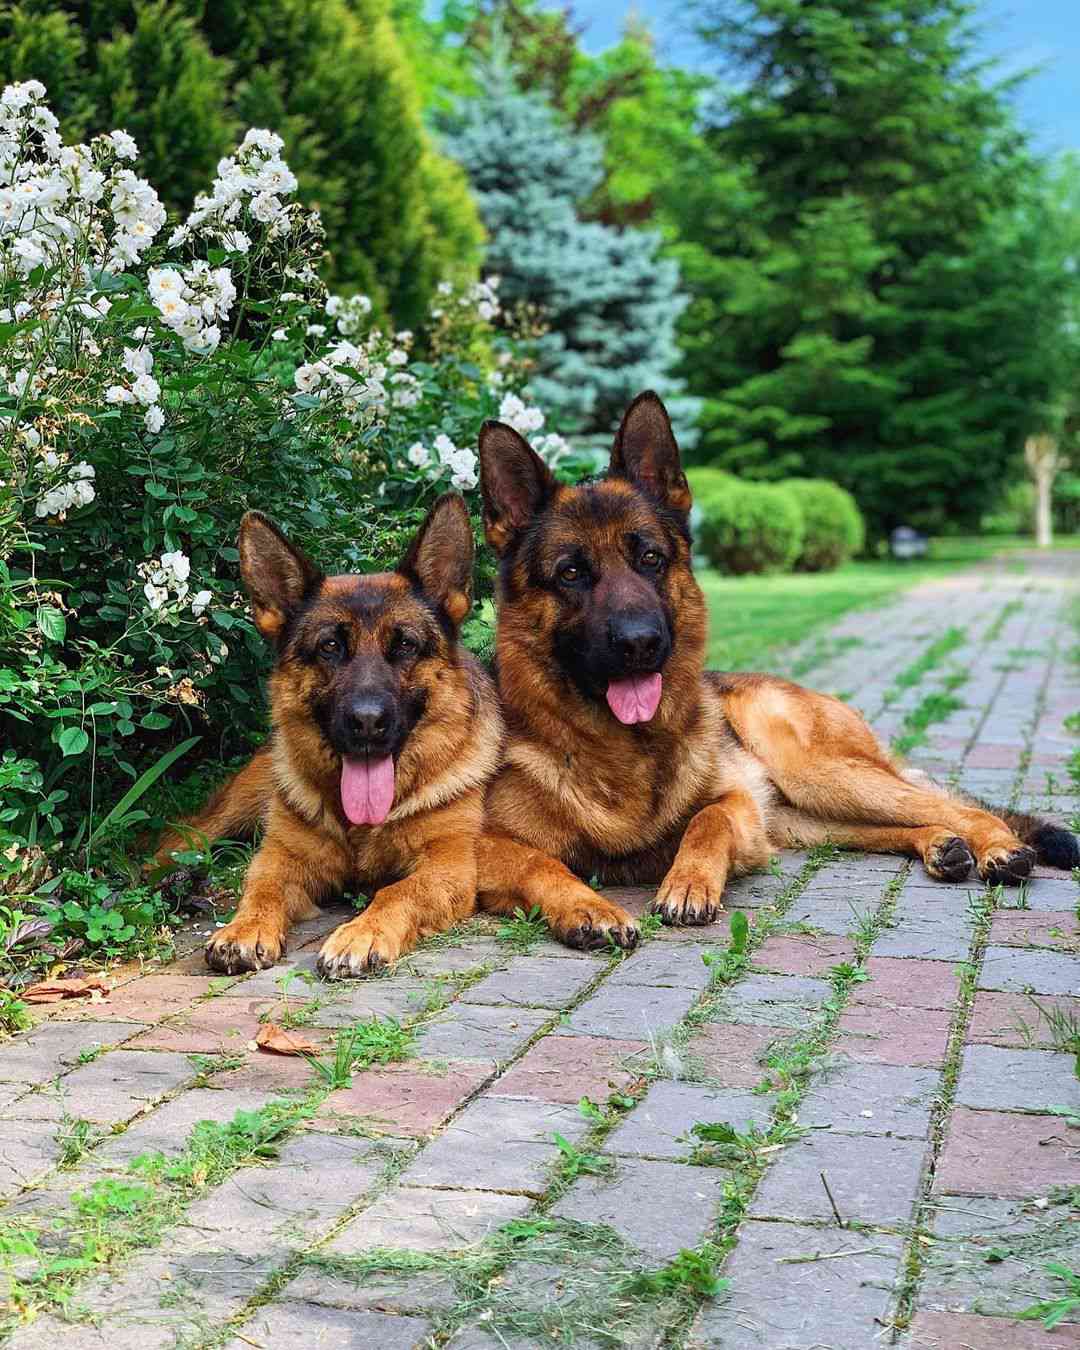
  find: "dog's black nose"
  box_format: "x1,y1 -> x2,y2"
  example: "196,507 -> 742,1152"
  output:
344,697 -> 393,745
609,613 -> 668,671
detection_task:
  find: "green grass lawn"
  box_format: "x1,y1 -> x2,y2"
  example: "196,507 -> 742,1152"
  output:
700,535 -> 1075,673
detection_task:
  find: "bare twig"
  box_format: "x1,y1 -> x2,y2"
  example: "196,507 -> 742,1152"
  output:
820,1170 -> 846,1227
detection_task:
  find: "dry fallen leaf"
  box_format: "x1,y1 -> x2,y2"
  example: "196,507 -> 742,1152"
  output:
23,975 -> 111,1004
254,1023 -> 319,1057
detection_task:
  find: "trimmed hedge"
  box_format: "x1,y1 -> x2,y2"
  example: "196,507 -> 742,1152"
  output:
784,478 -> 866,571
689,468 -> 805,575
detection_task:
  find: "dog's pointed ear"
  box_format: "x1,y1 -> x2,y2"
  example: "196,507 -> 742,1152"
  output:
397,492 -> 474,629
478,420 -> 556,556
238,511 -> 323,641
609,391 -> 691,516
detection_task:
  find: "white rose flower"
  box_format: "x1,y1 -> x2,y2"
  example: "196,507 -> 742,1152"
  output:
294,363 -> 322,394
160,550 -> 191,584
131,372 -> 161,406
406,442 -> 430,469
144,405 -> 165,434
191,589 -> 213,618
433,433 -> 457,465
143,582 -> 167,611
122,346 -> 153,376
105,385 -> 133,405
109,130 -> 138,160
69,462 -> 94,480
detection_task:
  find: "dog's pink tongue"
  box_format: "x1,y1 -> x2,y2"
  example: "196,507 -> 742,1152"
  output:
340,755 -> 395,826
606,673 -> 663,725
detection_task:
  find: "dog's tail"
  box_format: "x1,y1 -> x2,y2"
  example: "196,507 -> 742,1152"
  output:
152,745 -> 273,867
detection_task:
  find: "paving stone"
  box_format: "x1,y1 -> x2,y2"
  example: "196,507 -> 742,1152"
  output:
685,1022 -> 785,1086
402,1094 -> 587,1194
715,870 -> 794,909
1007,875 -> 1080,912
935,1107 -> 1080,1197
873,895 -> 974,960
459,955 -> 598,1009
315,1063 -> 490,1136
550,1157 -> 721,1260
605,942 -> 713,991
25,1048 -> 195,1124
125,995 -> 272,1053
835,1002 -> 953,1067
0,1124 -> 61,1197
0,1020 -> 146,1084
988,911 -> 1080,954
751,1130 -> 926,1225
600,886 -> 738,945
283,1264 -> 458,1314
979,946 -> 1080,996
329,1185 -> 531,1253
798,1062 -> 939,1138
967,991 -> 1080,1048
688,1220 -> 903,1350
93,1085 -> 281,1166
606,1081 -> 771,1159
753,933 -> 856,976
49,973 -> 219,1023
216,1052 -> 320,1096
286,979 -> 433,1027
711,974 -> 831,1030
6,1319 -> 163,1350
919,1194 -> 1080,1322
849,957 -> 961,1010
413,1004 -> 548,1063
785,886 -> 882,936
493,1034 -> 647,1103
399,940 -> 502,978
955,1044 -> 1079,1112
903,1310 -> 1068,1348
562,981 -> 700,1040
226,1301 -> 430,1349
218,949 -> 323,997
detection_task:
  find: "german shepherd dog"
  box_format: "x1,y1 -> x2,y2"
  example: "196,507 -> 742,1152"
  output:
471,391 -> 1079,949
154,494 -> 502,976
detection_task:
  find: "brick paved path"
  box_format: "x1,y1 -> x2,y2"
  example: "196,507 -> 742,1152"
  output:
1,551 -> 1077,1348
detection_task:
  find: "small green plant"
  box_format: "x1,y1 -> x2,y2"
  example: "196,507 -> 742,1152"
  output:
496,905 -> 549,953
1017,1262 -> 1080,1329
552,1132 -> 612,1180
143,1102 -> 304,1190
56,1114 -> 96,1167
38,873 -> 179,959
0,987 -> 31,1036
630,1245 -> 727,1299
310,1018 -> 414,1088
75,1044 -> 103,1065
702,909 -> 751,983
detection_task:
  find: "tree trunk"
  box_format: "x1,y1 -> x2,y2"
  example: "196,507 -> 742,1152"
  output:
1034,468 -> 1053,548
1024,434 -> 1061,550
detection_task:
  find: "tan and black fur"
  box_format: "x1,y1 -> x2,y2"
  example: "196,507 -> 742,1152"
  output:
473,392 -> 1079,948
154,495 -> 502,977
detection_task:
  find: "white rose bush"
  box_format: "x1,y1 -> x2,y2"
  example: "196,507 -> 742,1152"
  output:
0,81 -> 571,905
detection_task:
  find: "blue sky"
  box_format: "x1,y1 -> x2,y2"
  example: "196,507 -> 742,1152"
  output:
562,1 -> 1080,153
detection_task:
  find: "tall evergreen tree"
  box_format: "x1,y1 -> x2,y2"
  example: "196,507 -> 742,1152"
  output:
439,62 -> 696,439
0,0 -> 484,323
679,0 -> 1066,537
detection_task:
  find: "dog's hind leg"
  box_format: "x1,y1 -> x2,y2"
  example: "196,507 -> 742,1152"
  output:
719,676 -> 1036,884
476,834 -> 640,951
768,805 -> 976,882
153,746 -> 273,866
653,787 -> 772,924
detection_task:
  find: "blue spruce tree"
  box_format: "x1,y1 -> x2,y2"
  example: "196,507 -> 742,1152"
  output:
439,67 -> 696,442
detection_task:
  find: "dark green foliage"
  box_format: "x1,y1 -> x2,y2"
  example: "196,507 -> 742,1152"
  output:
0,0 -> 483,320
784,479 -> 866,571
677,0 -> 1079,539
690,468 -> 804,575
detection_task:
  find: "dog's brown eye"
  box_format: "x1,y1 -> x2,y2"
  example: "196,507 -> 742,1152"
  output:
394,634 -> 419,657
640,549 -> 663,570
558,564 -> 580,584
318,636 -> 342,658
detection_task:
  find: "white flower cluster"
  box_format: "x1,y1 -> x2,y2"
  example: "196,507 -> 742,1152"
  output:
405,434 -> 479,491
170,128 -> 299,250
294,338 -> 388,427
432,276 -> 501,324
326,293 -> 373,337
0,81 -> 164,277
148,260 -> 236,355
498,393 -> 569,468
34,460 -> 95,519
138,550 -> 212,617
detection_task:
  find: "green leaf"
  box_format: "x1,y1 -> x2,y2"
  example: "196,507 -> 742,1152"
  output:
89,736 -> 200,846
58,726 -> 89,758
139,712 -> 172,731
729,910 -> 750,956
37,605 -> 66,643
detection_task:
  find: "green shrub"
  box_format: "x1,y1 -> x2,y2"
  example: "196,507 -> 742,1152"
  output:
981,479 -> 1034,535
689,469 -> 805,575
0,83 -> 564,920
783,478 -> 865,571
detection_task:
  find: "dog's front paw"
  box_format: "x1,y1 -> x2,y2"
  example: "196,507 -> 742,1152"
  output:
205,918 -> 285,974
924,834 -> 975,882
317,917 -> 404,980
553,895 -> 639,952
651,861 -> 725,926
